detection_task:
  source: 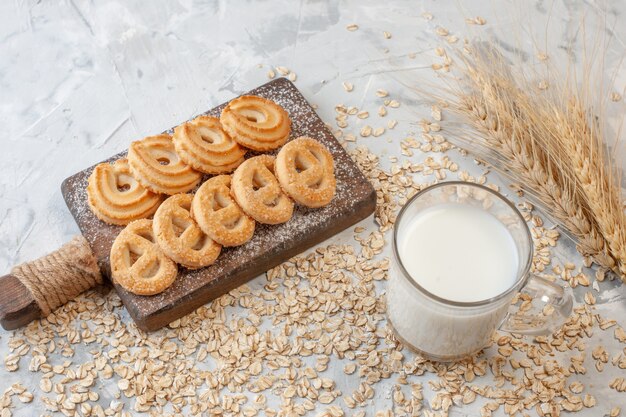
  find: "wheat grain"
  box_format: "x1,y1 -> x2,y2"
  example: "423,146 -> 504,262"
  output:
537,88 -> 626,278
431,44 -> 625,280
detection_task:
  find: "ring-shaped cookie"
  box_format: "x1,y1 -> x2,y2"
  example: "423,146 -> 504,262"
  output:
173,116 -> 246,174
110,219 -> 178,295
153,194 -> 222,269
231,155 -> 294,224
191,175 -> 255,247
87,158 -> 163,225
220,95 -> 291,151
128,134 -> 202,195
275,137 -> 336,208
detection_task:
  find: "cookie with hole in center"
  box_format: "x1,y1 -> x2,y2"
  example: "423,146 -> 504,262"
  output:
191,175 -> 255,247
128,134 -> 202,195
153,193 -> 222,269
275,137 -> 336,208
231,155 -> 294,224
173,116 -> 246,174
220,95 -> 291,151
110,219 -> 178,295
87,158 -> 163,225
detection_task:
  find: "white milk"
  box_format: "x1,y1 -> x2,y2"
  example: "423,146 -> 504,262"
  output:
398,203 -> 519,302
387,203 -> 522,360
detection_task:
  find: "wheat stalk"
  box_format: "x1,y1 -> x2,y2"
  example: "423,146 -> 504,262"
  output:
537,84 -> 626,278
534,22 -> 626,278
435,43 -> 625,280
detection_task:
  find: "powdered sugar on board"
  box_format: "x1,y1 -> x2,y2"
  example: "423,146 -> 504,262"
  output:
61,78 -> 376,331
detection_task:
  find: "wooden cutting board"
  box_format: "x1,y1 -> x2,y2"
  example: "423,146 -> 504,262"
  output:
61,78 -> 377,331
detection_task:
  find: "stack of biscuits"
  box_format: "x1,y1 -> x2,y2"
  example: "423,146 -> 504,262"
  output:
87,95 -> 337,296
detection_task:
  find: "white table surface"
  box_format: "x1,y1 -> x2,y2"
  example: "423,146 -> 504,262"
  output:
1,1 -> 625,416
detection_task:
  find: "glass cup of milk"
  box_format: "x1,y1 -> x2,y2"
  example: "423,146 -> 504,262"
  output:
387,181 -> 573,362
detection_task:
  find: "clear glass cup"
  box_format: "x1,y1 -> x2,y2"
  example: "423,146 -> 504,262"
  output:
387,182 -> 573,362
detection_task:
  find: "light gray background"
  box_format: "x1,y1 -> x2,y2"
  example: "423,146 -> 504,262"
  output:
1,0 -> 625,416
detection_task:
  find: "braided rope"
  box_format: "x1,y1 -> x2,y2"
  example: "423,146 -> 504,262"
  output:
11,236 -> 102,316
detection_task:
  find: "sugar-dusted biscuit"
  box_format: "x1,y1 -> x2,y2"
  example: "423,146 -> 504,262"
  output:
128,134 -> 201,195
87,158 -> 163,225
153,194 -> 221,269
173,116 -> 245,174
231,155 -> 294,224
220,95 -> 290,151
110,219 -> 177,295
191,175 -> 255,247
275,137 -> 336,208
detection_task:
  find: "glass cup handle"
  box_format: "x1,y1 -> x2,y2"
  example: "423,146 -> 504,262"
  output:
499,275 -> 573,336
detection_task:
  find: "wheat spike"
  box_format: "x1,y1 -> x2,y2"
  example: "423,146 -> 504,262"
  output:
540,91 -> 626,277
435,44 -> 624,279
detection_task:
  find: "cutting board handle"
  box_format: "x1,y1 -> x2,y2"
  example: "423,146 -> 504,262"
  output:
0,236 -> 102,330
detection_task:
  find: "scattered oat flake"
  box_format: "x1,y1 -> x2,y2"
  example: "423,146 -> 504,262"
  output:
344,363 -> 357,374
267,70 -> 275,79
611,92 -> 622,102
537,52 -> 549,61
40,378 -> 52,393
118,379 -> 130,390
276,66 -> 289,76
600,319 -> 617,330
435,27 -> 449,36
609,377 -> 626,392
372,127 -> 385,137
376,89 -> 389,97
387,120 -> 397,129
592,280 -> 600,291
360,125 -> 372,137
615,326 -> 626,343
288,72 -> 297,82
17,392 -> 33,403
422,12 -> 433,21
466,16 -> 486,25
383,31 -> 392,39
343,82 -> 354,92
583,394 -> 596,407
346,24 -> 359,31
